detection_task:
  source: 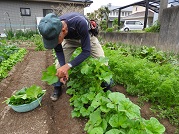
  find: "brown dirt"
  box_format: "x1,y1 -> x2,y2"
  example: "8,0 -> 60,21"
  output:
0,48 -> 86,134
0,47 -> 177,134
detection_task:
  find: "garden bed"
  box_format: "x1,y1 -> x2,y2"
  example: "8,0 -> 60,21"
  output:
0,46 -> 177,134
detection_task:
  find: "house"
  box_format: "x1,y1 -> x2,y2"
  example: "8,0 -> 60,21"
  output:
116,0 -> 179,28
102,3 -> 133,27
0,0 -> 93,33
122,6 -> 154,26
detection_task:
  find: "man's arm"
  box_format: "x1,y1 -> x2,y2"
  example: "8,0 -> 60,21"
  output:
54,44 -> 65,66
54,44 -> 70,84
69,20 -> 91,67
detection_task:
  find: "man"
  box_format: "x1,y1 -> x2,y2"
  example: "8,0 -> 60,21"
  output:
38,12 -> 109,101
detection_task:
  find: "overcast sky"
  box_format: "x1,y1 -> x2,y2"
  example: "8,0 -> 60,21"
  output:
84,0 -> 141,13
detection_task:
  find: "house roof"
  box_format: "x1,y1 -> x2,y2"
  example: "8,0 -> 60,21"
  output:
22,0 -> 92,2
101,4 -> 133,11
110,6 -> 133,11
113,0 -> 179,13
21,0 -> 93,5
122,10 -> 154,20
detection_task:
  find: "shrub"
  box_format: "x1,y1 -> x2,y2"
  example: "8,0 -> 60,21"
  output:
105,28 -> 113,32
145,21 -> 160,33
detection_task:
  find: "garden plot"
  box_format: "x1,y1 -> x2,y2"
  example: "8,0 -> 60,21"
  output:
0,49 -> 85,134
0,45 -> 177,134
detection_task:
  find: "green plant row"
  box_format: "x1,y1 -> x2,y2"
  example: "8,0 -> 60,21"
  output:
84,92 -> 165,134
0,48 -> 27,80
5,30 -> 39,40
41,49 -> 165,133
65,57 -> 165,134
30,34 -> 46,51
0,44 -> 20,63
104,44 -> 179,127
104,42 -> 178,65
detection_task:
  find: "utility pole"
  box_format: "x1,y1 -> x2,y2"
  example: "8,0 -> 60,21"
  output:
143,0 -> 149,30
118,9 -> 121,30
158,0 -> 168,23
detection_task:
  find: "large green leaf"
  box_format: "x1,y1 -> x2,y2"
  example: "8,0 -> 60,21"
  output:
108,92 -> 126,104
81,64 -> 93,75
145,117 -> 165,134
109,113 -> 128,128
41,65 -> 58,85
105,129 -> 125,134
89,127 -> 103,134
118,100 -> 141,119
90,109 -> 102,127
26,85 -> 45,99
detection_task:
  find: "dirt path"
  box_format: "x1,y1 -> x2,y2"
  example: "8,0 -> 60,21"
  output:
0,47 -> 177,134
0,49 -> 85,134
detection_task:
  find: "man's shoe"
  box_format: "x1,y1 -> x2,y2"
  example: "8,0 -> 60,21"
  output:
101,82 -> 110,92
50,86 -> 62,101
103,85 -> 111,92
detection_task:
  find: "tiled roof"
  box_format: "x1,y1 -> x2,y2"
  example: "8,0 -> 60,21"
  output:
101,4 -> 133,11
122,10 -> 154,20
22,0 -> 93,4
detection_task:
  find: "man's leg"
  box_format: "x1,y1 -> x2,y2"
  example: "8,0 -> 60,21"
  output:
90,36 -> 105,59
50,81 -> 62,101
51,39 -> 80,101
62,39 -> 81,63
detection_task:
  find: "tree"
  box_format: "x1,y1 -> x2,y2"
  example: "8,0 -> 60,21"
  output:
98,7 -> 110,28
86,6 -> 110,31
112,18 -> 118,26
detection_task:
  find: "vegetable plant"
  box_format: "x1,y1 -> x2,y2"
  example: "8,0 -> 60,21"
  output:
104,42 -> 179,128
0,48 -> 27,80
65,56 -> 165,134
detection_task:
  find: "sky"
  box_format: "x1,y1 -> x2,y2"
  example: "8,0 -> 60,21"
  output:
84,0 -> 141,14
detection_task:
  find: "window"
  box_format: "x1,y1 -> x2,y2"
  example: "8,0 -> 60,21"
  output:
126,21 -> 135,25
136,7 -> 138,11
43,9 -> 53,17
135,21 -> 143,25
122,12 -> 125,16
20,8 -> 31,16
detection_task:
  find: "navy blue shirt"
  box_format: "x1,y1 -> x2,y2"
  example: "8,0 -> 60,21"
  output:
54,12 -> 91,67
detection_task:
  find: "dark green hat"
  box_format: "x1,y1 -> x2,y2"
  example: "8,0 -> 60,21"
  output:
38,13 -> 62,49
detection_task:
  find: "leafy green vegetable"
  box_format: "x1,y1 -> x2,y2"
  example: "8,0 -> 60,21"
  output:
26,85 -> 44,99
106,129 -> 125,134
0,48 -> 27,80
145,117 -> 166,134
89,127 -> 103,134
41,65 -> 58,85
64,53 -> 166,133
3,85 -> 45,106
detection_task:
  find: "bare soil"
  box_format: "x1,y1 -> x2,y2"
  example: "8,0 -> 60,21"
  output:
0,47 -> 177,134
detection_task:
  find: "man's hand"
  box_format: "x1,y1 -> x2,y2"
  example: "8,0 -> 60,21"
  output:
60,77 -> 68,84
56,63 -> 71,84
